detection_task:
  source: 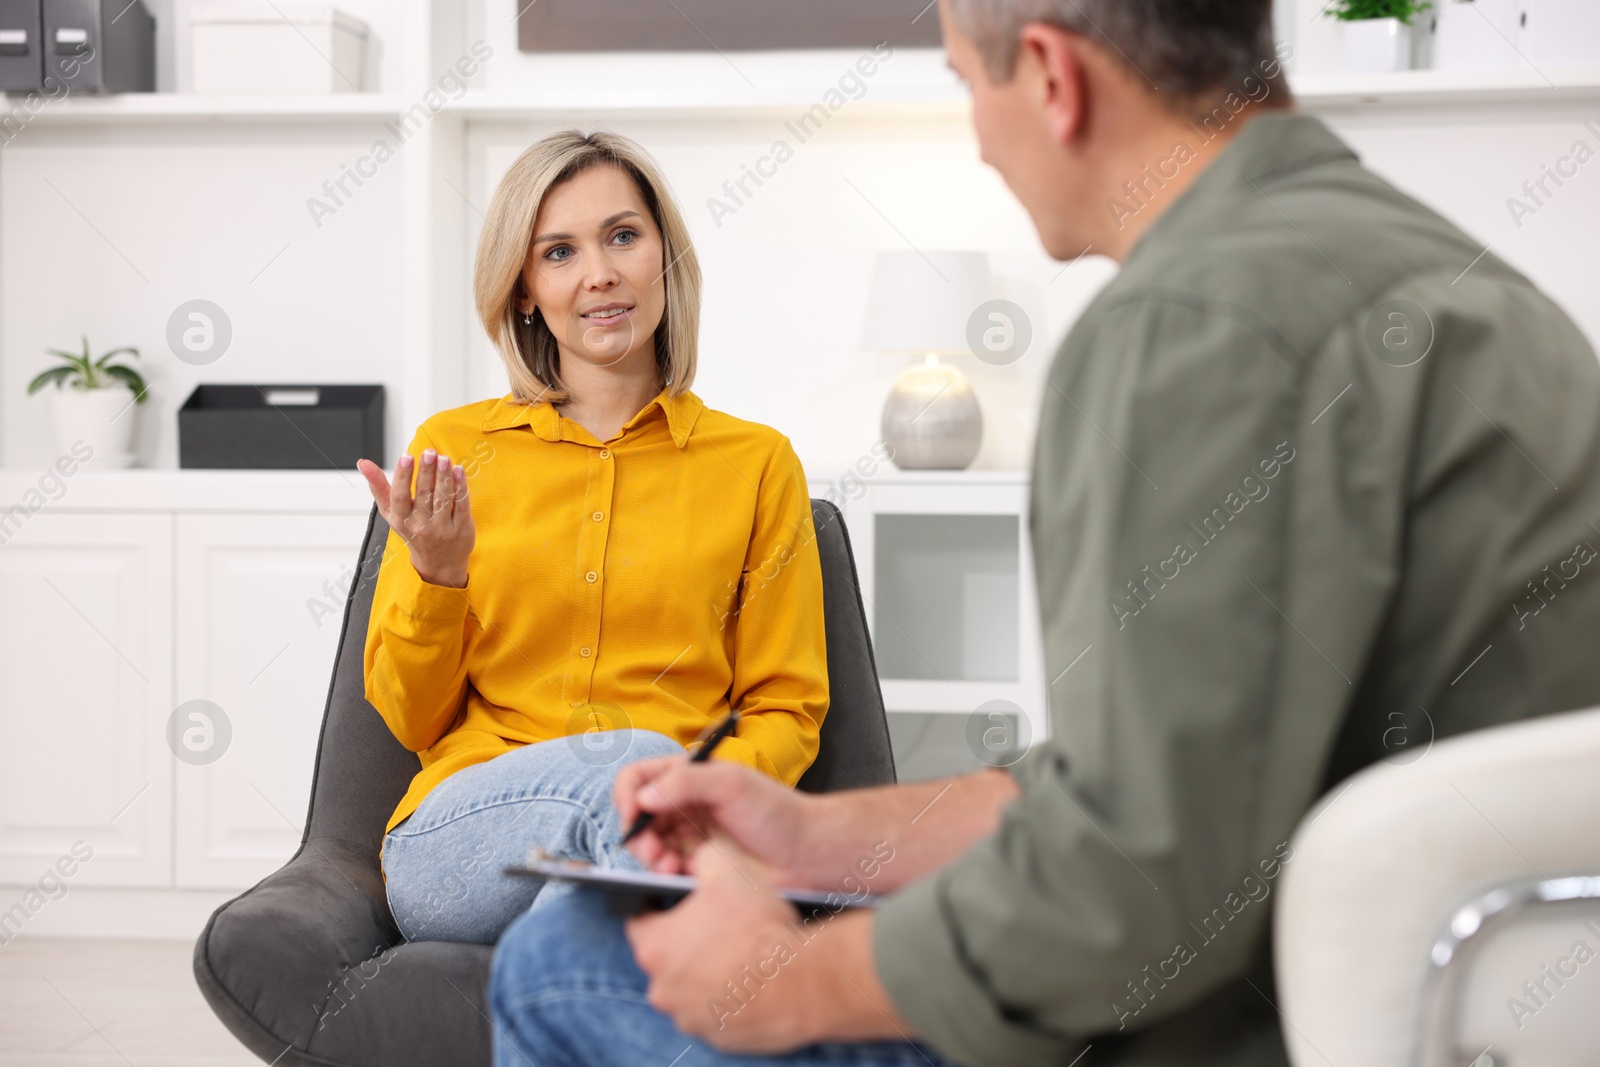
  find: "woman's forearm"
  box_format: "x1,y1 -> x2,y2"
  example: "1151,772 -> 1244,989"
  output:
363,555 -> 477,753
365,637 -> 470,752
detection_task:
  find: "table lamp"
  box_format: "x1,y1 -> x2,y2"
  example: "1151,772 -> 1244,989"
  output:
861,249 -> 992,470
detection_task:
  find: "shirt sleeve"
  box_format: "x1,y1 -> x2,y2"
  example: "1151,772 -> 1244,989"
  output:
713,434 -> 829,785
872,294 -> 1400,1064
362,424 -> 482,753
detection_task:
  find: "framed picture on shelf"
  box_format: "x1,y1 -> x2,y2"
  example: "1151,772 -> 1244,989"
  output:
515,0 -> 943,52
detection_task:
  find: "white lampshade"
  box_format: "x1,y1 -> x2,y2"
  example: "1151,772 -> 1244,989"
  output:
860,249 -> 995,356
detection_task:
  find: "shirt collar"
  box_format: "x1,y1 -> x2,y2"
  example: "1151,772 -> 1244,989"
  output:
479,385 -> 704,448
1123,112 -> 1359,268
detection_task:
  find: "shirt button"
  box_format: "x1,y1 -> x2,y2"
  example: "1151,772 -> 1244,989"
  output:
598,448 -> 611,460
570,700 -> 583,708
592,511 -> 603,522
585,571 -> 598,583
580,646 -> 592,658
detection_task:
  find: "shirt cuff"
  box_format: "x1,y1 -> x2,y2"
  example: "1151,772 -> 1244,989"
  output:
382,551 -> 478,626
705,733 -> 781,781
873,867 -> 1069,1067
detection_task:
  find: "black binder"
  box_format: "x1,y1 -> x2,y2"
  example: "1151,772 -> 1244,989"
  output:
0,0 -> 41,92
32,0 -> 154,94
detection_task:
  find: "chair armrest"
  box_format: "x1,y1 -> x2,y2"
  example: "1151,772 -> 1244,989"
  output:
194,836 -> 399,1057
1417,874 -> 1600,1067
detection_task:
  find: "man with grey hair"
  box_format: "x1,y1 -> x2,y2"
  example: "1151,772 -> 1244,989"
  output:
488,0 -> 1600,1064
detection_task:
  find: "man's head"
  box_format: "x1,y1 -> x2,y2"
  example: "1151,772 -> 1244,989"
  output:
938,0 -> 1291,260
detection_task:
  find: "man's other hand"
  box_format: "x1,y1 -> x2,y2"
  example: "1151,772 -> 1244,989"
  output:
624,833 -> 906,1053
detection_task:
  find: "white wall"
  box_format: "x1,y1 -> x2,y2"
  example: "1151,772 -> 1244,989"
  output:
1321,102 -> 1600,348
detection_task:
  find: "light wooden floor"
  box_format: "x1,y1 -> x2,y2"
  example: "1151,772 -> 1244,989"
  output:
0,939 -> 257,1066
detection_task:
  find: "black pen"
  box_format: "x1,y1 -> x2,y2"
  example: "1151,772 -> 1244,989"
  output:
620,708 -> 740,844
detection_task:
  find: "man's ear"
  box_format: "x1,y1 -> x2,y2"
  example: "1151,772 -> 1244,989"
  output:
1018,22 -> 1087,146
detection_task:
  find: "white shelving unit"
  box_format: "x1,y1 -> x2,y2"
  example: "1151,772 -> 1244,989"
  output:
834,471 -> 1046,780
5,13 -> 1596,459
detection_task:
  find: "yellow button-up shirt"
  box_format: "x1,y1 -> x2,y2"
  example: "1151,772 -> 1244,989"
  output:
363,385 -> 829,836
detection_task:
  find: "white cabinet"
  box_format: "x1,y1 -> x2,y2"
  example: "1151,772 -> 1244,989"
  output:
174,512 -> 373,889
0,471 -> 371,936
0,513 -> 174,886
837,472 -> 1048,781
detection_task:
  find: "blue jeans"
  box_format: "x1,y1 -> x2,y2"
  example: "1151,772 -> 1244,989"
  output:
489,888 -> 961,1067
381,728 -> 686,945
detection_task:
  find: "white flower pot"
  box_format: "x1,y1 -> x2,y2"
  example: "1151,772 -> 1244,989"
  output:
1343,17 -> 1414,74
49,384 -> 138,467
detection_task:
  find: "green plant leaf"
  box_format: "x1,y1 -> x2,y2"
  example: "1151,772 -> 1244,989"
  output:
1325,0 -> 1432,24
42,345 -> 89,387
93,346 -> 140,369
76,337 -> 98,388
101,364 -> 150,403
26,366 -> 75,395
46,350 -> 91,378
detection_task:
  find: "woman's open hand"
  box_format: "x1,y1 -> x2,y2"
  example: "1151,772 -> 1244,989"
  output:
356,448 -> 475,588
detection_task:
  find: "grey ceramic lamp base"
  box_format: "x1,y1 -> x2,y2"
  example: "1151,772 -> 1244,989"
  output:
881,355 -> 982,470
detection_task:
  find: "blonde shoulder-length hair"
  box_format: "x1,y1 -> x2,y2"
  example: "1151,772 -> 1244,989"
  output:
474,130 -> 702,405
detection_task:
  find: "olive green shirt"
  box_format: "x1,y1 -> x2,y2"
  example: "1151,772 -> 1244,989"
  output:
873,112 -> 1600,1066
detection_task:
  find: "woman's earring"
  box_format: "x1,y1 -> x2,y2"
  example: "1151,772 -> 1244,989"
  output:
523,312 -> 532,325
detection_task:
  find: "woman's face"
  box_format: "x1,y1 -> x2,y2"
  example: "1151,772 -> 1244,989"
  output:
518,164 -> 668,376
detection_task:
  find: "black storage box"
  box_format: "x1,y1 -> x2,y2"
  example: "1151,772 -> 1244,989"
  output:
179,384 -> 384,470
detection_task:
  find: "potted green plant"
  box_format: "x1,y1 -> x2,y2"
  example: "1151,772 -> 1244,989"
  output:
27,337 -> 149,467
1327,0 -> 1433,74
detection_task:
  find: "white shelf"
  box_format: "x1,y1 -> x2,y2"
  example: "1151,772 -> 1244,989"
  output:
442,86 -> 968,123
871,469 -> 1029,487
5,92 -> 404,125
5,67 -> 1595,131
881,679 -> 1036,715
442,69 -> 1600,118
1290,67 -> 1600,108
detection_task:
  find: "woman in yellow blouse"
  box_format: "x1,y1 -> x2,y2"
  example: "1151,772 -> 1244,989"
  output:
354,130 -> 828,946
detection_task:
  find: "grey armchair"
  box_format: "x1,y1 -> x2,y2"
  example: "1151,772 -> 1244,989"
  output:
193,499 -> 895,1067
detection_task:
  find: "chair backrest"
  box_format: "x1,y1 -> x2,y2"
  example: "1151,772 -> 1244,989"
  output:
300,499 -> 894,851
797,500 -> 897,793
1274,705 -> 1600,1067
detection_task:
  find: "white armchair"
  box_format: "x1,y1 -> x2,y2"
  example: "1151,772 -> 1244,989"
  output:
1274,706 -> 1600,1067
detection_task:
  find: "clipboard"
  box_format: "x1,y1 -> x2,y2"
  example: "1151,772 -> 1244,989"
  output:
505,855 -> 884,918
